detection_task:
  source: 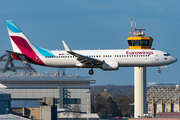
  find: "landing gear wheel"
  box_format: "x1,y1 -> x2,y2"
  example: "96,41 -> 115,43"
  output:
89,70 -> 94,75
158,70 -> 161,73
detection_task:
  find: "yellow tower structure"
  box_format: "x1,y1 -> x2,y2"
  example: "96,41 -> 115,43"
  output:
127,18 -> 153,50
127,36 -> 153,49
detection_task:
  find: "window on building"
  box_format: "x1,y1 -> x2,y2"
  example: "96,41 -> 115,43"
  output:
141,40 -> 150,46
128,40 -> 132,46
132,40 -> 140,46
63,98 -> 81,104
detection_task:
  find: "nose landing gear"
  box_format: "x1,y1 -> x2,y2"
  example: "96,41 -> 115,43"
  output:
89,68 -> 94,75
158,69 -> 161,73
158,66 -> 167,73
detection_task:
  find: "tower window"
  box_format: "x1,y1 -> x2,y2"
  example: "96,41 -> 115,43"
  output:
141,40 -> 150,46
128,40 -> 132,46
132,40 -> 140,46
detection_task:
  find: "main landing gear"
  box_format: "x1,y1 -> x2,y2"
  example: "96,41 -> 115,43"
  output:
89,68 -> 94,75
158,67 -> 161,73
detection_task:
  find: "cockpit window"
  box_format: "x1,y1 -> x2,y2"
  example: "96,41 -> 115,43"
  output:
164,53 -> 171,56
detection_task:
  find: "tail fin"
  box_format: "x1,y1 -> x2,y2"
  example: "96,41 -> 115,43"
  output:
6,20 -> 55,57
6,20 -> 37,54
6,20 -> 48,65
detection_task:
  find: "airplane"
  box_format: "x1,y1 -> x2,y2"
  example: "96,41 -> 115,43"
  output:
5,20 -> 177,75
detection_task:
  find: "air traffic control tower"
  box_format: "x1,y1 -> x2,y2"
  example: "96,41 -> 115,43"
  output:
127,18 -> 153,118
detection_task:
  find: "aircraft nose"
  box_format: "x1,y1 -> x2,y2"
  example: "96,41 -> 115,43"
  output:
171,57 -> 177,63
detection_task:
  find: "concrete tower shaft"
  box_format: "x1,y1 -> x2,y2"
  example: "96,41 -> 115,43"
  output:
134,67 -> 147,118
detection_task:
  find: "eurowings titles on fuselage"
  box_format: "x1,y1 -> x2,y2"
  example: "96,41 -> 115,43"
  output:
5,20 -> 177,75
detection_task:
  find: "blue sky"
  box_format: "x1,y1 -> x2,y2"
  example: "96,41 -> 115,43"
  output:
0,1 -> 179,85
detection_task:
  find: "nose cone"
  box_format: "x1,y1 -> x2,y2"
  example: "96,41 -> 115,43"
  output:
171,57 -> 177,63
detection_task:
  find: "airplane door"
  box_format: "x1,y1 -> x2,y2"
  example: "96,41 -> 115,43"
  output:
155,53 -> 159,60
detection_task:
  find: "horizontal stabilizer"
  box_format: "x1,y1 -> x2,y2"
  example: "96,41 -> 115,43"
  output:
5,50 -> 24,56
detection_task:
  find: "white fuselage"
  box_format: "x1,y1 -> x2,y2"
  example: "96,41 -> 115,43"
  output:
40,49 -> 176,68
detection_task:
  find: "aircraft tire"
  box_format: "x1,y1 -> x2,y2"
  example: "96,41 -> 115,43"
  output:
158,70 -> 161,73
89,70 -> 94,75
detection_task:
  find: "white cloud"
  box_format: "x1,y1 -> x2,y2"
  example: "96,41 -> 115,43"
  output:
147,82 -> 158,87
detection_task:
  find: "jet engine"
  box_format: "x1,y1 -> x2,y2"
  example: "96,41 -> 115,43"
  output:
102,61 -> 119,70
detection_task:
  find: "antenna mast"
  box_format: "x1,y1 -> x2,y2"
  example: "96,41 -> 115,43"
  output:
131,17 -> 133,37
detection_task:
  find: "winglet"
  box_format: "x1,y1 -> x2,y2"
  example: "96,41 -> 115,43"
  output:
62,40 -> 71,52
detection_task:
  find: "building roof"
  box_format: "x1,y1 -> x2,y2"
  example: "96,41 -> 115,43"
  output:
11,100 -> 42,108
0,91 -> 10,94
57,109 -> 99,118
147,85 -> 180,104
0,114 -> 29,120
0,73 -> 96,84
58,112 -> 99,118
157,112 -> 180,118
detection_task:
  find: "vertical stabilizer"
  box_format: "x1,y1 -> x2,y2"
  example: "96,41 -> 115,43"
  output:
6,20 -> 37,54
6,20 -> 45,65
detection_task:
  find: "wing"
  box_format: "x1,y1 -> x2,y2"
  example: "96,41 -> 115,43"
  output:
62,41 -> 102,66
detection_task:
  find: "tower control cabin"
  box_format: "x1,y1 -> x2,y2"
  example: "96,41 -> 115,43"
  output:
127,29 -> 153,50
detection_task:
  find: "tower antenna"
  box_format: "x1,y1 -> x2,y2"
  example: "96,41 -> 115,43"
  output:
131,17 -> 133,37
135,17 -> 136,37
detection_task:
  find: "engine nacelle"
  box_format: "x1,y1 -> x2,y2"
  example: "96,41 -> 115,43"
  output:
102,61 -> 119,70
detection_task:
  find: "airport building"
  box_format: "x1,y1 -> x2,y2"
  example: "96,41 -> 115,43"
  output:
147,84 -> 180,116
0,53 -> 96,113
0,73 -> 95,113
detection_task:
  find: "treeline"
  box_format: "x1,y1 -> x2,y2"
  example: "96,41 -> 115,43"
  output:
91,94 -> 122,119
91,85 -> 134,118
91,85 -> 134,98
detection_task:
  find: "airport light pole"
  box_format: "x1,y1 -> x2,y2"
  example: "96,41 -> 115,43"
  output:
6,108 -> 9,120
33,108 -> 36,120
87,92 -> 90,120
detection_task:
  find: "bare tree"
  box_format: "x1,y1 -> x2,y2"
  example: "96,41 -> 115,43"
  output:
72,104 -> 81,119
63,109 -> 72,118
